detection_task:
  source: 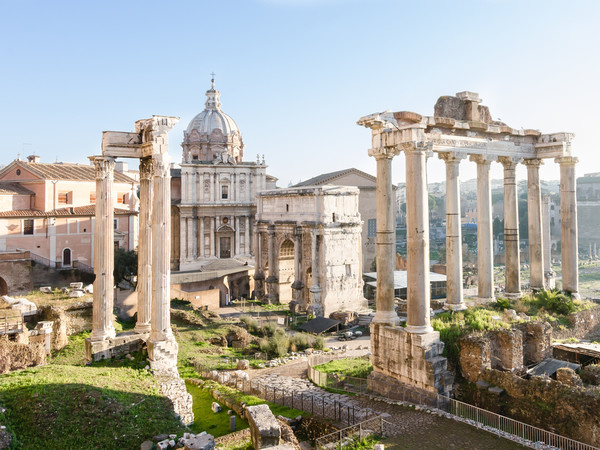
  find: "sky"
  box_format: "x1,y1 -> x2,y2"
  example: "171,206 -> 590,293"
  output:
1,0 -> 600,186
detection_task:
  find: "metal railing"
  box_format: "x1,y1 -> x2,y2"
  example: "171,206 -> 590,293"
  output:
308,354 -> 371,394
315,415 -> 392,450
0,311 -> 24,335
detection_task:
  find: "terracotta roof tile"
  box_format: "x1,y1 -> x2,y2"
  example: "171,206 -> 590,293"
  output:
0,205 -> 136,218
19,161 -> 136,183
0,182 -> 34,196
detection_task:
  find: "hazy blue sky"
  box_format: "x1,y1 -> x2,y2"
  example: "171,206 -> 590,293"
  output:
1,0 -> 599,185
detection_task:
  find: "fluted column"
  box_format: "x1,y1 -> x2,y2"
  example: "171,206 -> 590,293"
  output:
135,156 -> 152,334
439,152 -> 466,310
557,156 -> 580,298
291,227 -> 305,308
254,228 -> 265,300
308,229 -> 322,316
524,159 -> 544,289
542,195 -> 555,288
90,156 -> 116,341
149,153 -> 173,342
404,143 -> 432,333
470,155 -> 495,300
370,148 -> 399,326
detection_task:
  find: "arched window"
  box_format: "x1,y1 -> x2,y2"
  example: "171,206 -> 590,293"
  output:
63,248 -> 72,267
279,240 -> 294,259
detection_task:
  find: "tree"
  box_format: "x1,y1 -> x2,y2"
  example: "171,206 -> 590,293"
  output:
114,248 -> 138,288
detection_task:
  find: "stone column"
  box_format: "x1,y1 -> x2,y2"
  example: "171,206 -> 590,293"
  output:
404,143 -> 432,333
557,156 -> 580,298
187,217 -> 194,260
266,225 -> 278,304
210,217 -> 215,256
135,156 -> 152,334
470,155 -> 495,301
254,228 -> 265,300
308,229 -> 322,316
500,157 -> 521,298
439,152 -> 466,310
199,216 -> 205,258
235,216 -> 240,256
524,159 -> 544,289
149,153 -> 173,343
210,173 -> 215,202
291,227 -> 305,308
370,148 -> 399,326
180,217 -> 188,262
245,216 -> 250,255
542,195 -> 555,288
90,156 -> 116,341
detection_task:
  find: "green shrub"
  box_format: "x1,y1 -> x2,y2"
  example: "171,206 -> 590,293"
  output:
240,315 -> 259,334
313,335 -> 324,350
535,289 -> 576,315
492,297 -> 513,311
260,322 -> 278,337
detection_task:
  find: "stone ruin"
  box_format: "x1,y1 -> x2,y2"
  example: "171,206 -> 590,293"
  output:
358,91 -> 579,396
84,116 -> 193,424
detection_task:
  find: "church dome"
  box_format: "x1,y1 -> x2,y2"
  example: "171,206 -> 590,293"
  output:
182,78 -> 244,163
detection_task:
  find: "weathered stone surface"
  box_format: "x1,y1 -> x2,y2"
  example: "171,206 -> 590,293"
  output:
140,440 -> 153,450
246,404 -> 281,449
236,359 -> 249,370
329,311 -> 357,327
184,432 -> 215,450
0,339 -> 45,374
556,367 -> 583,387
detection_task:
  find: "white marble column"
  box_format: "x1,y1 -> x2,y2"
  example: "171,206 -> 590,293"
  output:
187,217 -> 194,260
404,143 -> 432,334
500,157 -> 521,298
557,156 -> 580,298
245,216 -> 250,255
149,153 -> 173,342
235,216 -> 240,256
525,159 -> 544,289
180,217 -> 188,262
439,152 -> 466,310
542,195 -> 555,287
370,149 -> 399,326
90,156 -> 116,341
210,218 -> 215,256
470,155 -> 495,300
135,156 -> 152,334
254,227 -> 265,300
199,216 -> 205,258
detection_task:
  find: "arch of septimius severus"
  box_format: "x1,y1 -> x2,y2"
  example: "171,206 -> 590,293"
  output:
358,91 -> 578,396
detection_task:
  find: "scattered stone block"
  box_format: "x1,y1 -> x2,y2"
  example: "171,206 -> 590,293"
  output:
157,439 -> 170,450
40,286 -> 52,293
184,433 -> 214,450
140,440 -> 153,450
246,404 -> 281,449
211,402 -> 222,413
237,359 -> 250,370
230,415 -> 236,431
488,386 -> 505,396
476,380 -> 490,390
69,290 -> 85,298
84,284 -> 93,294
70,282 -> 84,290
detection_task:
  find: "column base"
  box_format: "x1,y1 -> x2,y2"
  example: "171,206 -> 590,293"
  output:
569,291 -> 581,300
90,326 -> 116,342
372,310 -> 400,327
473,297 -> 495,305
405,324 -> 434,334
134,323 -> 152,334
443,302 -> 468,312
147,333 -> 179,375
85,331 -> 148,363
504,291 -> 522,300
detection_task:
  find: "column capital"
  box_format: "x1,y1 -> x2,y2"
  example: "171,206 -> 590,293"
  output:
498,156 -> 522,169
153,153 -> 170,178
469,154 -> 496,165
90,156 -> 115,180
400,141 -> 433,155
140,156 -> 154,181
438,151 -> 467,164
368,146 -> 398,160
555,155 -> 579,166
522,158 -> 544,168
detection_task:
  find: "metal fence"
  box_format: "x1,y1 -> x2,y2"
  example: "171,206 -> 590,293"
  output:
315,415 -> 393,450
308,354 -> 370,394
0,311 -> 24,335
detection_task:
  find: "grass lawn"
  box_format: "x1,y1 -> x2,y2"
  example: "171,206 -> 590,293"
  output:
0,365 -> 185,449
313,357 -> 372,379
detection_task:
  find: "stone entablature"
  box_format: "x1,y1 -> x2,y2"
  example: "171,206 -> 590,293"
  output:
255,186 -> 367,317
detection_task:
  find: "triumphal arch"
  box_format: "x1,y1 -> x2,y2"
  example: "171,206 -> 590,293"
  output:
358,92 -> 578,396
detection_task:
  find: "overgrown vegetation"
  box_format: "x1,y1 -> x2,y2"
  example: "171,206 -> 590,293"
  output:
313,357 -> 373,379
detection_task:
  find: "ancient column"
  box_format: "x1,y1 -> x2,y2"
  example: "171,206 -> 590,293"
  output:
404,143 -> 432,333
187,217 -> 195,260
370,148 -> 399,326
180,217 -> 188,262
199,216 -> 205,258
235,216 -> 240,256
500,157 -> 521,298
210,218 -> 215,256
557,156 -> 580,298
90,156 -> 116,341
308,229 -> 322,316
245,216 -> 250,255
254,228 -> 265,300
149,153 -> 174,343
542,195 -> 555,288
439,152 -> 466,310
525,159 -> 544,289
470,155 -> 495,301
266,225 -> 278,303
135,156 -> 152,334
291,227 -> 305,308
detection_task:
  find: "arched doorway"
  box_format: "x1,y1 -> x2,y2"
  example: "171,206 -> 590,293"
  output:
278,239 -> 294,303
217,224 -> 234,258
0,277 -> 7,296
62,248 -> 72,267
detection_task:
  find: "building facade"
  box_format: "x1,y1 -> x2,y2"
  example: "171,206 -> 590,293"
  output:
171,80 -> 272,273
0,156 -> 138,272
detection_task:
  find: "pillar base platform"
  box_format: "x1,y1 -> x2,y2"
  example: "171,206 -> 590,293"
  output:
134,323 -> 152,334
405,324 -> 434,334
369,323 -> 454,396
504,291 -> 522,300
569,291 -> 581,300
85,331 -> 148,363
148,334 -> 179,375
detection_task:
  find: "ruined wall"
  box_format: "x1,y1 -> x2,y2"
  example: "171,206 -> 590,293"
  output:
38,301 -> 93,350
0,256 -> 32,295
458,369 -> 600,447
553,306 -> 600,340
0,338 -> 45,374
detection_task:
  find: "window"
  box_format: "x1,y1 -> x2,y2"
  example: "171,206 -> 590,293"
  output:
367,218 -> 377,237
90,192 -> 96,204
221,185 -> 229,199
23,219 -> 34,235
58,192 -> 69,204
114,218 -> 118,230
117,193 -> 126,204
62,248 -> 72,266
